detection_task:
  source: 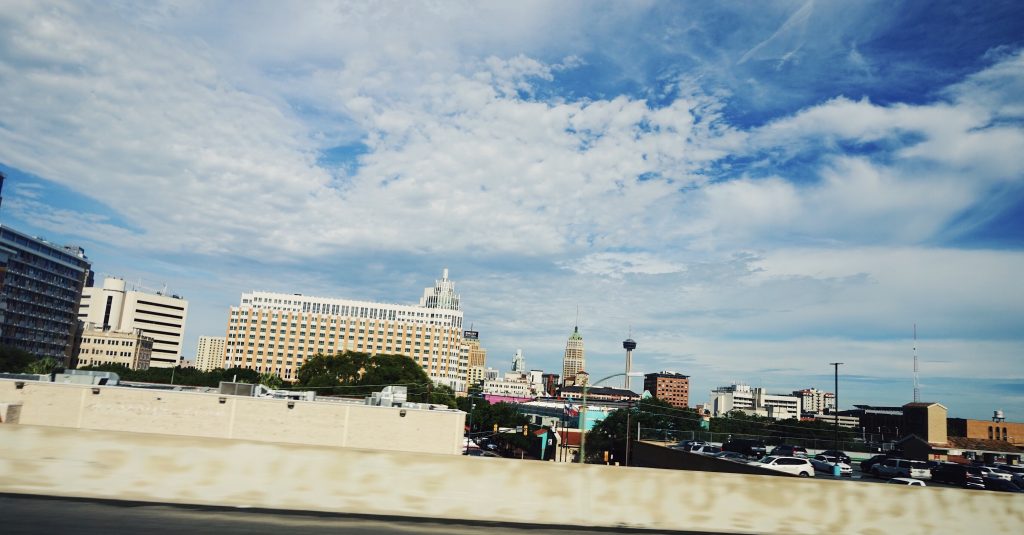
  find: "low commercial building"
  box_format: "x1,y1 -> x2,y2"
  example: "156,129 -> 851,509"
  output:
561,385 -> 640,403
74,323 -> 153,370
643,371 -> 690,408
948,416 -> 1024,446
898,402 -> 1024,465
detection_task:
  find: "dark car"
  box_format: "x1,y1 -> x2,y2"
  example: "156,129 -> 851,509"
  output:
722,438 -> 767,458
861,454 -> 896,473
983,478 -> 1024,493
819,450 -> 851,464
931,463 -> 985,489
770,445 -> 808,458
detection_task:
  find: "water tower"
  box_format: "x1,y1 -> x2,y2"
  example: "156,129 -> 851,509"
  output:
623,336 -> 637,390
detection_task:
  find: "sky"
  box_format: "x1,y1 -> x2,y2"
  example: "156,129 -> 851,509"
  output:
1,0 -> 1022,419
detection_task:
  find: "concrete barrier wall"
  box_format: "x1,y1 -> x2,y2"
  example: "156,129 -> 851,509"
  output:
1,425 -> 1020,534
0,379 -> 463,455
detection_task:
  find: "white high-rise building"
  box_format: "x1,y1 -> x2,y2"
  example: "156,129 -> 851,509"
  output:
710,383 -> 802,420
195,336 -> 226,372
77,277 -> 189,368
223,269 -> 468,392
511,349 -> 525,373
793,388 -> 836,414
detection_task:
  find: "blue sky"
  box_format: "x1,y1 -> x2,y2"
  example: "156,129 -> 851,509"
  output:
1,1 -> 1022,419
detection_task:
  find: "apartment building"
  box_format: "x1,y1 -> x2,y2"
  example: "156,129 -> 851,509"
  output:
0,225 -> 92,363
75,323 -> 153,370
223,269 -> 469,392
793,388 -> 836,414
194,335 -> 226,372
644,371 -> 690,408
77,277 -> 189,368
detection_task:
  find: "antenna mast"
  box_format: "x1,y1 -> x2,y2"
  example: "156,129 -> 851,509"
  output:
913,323 -> 920,403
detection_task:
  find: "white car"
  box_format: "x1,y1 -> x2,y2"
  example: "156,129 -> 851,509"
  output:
691,444 -> 722,455
978,466 -> 1013,481
888,478 -> 926,486
810,455 -> 853,476
754,456 -> 815,477
873,459 -> 931,480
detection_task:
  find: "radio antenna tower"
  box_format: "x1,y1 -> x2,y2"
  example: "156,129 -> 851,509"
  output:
913,323 -> 920,403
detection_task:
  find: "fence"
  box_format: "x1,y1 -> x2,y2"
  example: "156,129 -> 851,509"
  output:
638,427 -> 891,455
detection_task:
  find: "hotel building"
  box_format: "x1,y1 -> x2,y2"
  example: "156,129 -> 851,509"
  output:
223,269 -> 469,392
77,277 -> 189,368
462,329 -> 487,388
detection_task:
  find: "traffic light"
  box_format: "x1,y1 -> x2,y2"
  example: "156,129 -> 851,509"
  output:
493,423 -> 498,433
603,451 -> 609,464
523,425 -> 528,436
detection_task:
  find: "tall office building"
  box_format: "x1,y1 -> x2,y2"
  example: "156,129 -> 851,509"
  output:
561,325 -> 585,386
462,329 -> 487,388
223,269 -> 468,392
511,348 -> 525,373
195,335 -> 226,372
77,277 -> 189,368
0,225 -> 92,364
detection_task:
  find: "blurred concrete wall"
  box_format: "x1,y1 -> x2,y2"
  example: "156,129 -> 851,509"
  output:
0,379 -> 463,455
1,425 -> 1020,534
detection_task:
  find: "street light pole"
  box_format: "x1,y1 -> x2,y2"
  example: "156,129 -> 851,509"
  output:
466,395 -> 475,454
830,362 -> 843,476
578,371 -> 643,464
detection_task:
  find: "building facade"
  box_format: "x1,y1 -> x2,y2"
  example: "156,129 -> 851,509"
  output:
710,383 -> 802,420
461,329 -> 487,389
77,277 -> 188,368
0,225 -> 92,363
75,323 -> 153,370
223,270 -> 468,392
644,371 -> 690,408
561,326 -> 585,386
194,335 -> 226,372
793,388 -> 836,414
947,417 -> 1024,446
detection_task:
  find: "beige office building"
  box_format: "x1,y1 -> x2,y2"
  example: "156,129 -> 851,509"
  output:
461,329 -> 487,389
224,270 -> 469,392
561,326 -> 585,386
194,336 -> 226,372
77,277 -> 189,368
75,323 -> 153,370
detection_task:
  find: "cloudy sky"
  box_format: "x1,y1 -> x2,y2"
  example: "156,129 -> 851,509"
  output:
2,0 -> 1022,419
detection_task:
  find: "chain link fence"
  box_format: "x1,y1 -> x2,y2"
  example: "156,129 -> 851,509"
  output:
638,427 -> 890,454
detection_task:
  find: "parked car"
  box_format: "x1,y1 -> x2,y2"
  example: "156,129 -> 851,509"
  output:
810,455 -> 853,476
977,466 -> 1013,481
754,456 -> 815,477
887,478 -> 926,486
818,450 -> 852,464
464,449 -> 501,458
861,454 -> 896,473
931,463 -> 985,489
873,458 -> 931,480
691,444 -> 722,455
722,438 -> 768,458
711,451 -> 749,462
984,478 -> 1024,493
769,445 -> 808,458
672,440 -> 708,451
996,463 -> 1024,475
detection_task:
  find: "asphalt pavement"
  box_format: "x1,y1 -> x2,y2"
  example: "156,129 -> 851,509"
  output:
0,494 -> 715,535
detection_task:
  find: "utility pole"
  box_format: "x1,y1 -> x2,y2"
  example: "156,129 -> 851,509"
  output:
830,362 -> 843,476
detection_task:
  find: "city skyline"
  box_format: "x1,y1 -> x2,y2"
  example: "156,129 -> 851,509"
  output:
1,1 -> 1022,419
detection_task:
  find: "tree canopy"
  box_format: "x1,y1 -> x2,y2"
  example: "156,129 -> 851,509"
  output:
585,397 -> 702,463
294,351 -> 456,407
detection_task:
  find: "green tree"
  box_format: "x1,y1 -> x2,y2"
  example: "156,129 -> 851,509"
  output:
259,372 -> 284,390
0,345 -> 36,373
25,356 -> 62,375
585,397 -> 701,463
